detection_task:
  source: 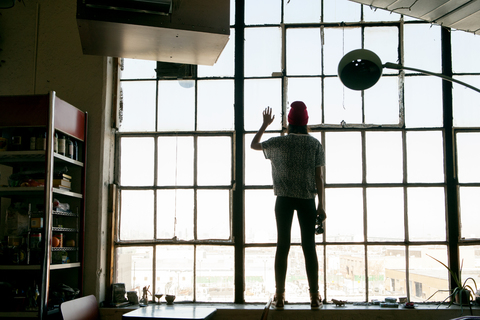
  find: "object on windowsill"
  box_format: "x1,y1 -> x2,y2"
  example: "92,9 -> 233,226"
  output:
165,294 -> 175,305
385,297 -> 397,303
403,302 -> 415,309
380,302 -> 399,308
139,286 -> 151,307
332,299 -> 346,307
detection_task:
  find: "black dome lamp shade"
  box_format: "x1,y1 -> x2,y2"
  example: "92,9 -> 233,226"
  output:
338,48 -> 480,93
337,49 -> 383,91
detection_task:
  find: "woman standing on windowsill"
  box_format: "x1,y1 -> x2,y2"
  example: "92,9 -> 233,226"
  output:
250,101 -> 326,310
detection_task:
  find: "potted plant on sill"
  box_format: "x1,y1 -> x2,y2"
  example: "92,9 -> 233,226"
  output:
427,254 -> 478,315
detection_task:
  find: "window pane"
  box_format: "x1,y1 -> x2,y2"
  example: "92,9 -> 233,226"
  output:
197,29 -> 235,78
407,187 -> 446,241
326,245 -> 365,301
364,77 -> 400,125
406,131 -> 444,183
245,133 -> 275,186
325,188 -> 364,242
156,245 -> 194,301
323,0 -> 361,23
245,247 -> 275,302
246,246 -> 324,303
459,246 -> 480,288
405,76 -> 443,128
325,132 -> 362,184
364,27 -> 399,75
367,188 -> 404,241
244,79 -> 282,131
115,247 -> 154,295
158,136 -> 193,186
157,80 -> 195,131
120,190 -> 154,240
404,24 -> 441,74
120,81 -> 156,132
121,58 -> 156,79
245,27 -> 282,77
368,246 -> 406,301
245,0 -> 280,25
453,76 -> 480,127
457,132 -> 480,183
283,0 -> 321,24
408,246 -> 448,302
196,246 -> 234,302
157,189 -> 194,240
286,28 -> 322,76
197,80 -> 234,131
324,77 -> 362,125
197,136 -> 231,186
459,187 -> 480,239
366,131 -> 403,183
323,27 -> 361,76
197,190 -> 230,240
245,190 -> 276,244
286,78 -> 322,125
452,31 -> 480,73
121,137 -> 154,186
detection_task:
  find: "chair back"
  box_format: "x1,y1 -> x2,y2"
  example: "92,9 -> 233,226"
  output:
60,295 -> 99,320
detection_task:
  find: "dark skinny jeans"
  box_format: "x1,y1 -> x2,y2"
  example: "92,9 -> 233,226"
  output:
274,196 -> 319,294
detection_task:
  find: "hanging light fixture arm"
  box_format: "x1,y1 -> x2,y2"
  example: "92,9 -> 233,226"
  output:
383,62 -> 480,94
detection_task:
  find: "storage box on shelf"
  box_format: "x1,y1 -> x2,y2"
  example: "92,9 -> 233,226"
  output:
0,92 -> 87,319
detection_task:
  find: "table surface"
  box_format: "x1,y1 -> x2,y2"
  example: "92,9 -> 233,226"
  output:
122,304 -> 217,320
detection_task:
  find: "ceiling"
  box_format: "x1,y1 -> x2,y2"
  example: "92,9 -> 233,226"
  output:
348,0 -> 480,34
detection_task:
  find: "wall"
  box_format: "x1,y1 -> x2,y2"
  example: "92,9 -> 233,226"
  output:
0,0 -> 113,301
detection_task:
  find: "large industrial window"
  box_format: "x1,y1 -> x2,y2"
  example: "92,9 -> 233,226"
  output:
114,0 -> 480,304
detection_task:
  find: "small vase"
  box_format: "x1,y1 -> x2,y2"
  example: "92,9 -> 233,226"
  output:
455,289 -> 471,306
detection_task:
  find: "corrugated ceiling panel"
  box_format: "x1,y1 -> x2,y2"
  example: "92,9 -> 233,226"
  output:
348,0 -> 480,34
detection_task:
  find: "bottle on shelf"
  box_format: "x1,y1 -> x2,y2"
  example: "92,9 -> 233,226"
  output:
58,133 -> 66,156
0,129 -> 7,152
66,136 -> 74,159
28,129 -> 37,151
54,131 -> 59,153
73,140 -> 79,160
11,128 -> 24,151
35,130 -> 46,151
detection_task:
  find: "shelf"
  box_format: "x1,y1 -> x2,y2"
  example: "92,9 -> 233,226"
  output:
52,226 -> 78,233
52,246 -> 77,252
0,265 -> 41,270
53,187 -> 83,198
50,262 -> 81,270
0,150 -> 45,163
54,153 -> 84,167
0,311 -> 38,318
52,210 -> 78,217
0,151 -> 84,167
0,186 -> 44,196
0,187 -> 83,198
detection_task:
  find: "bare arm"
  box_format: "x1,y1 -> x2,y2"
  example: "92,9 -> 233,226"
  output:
315,166 -> 326,221
251,107 -> 275,150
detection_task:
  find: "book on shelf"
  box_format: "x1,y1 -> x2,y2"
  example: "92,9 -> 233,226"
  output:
53,173 -> 72,180
37,178 -> 71,189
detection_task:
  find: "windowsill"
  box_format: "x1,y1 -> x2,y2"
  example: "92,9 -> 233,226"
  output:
100,301 -> 480,314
